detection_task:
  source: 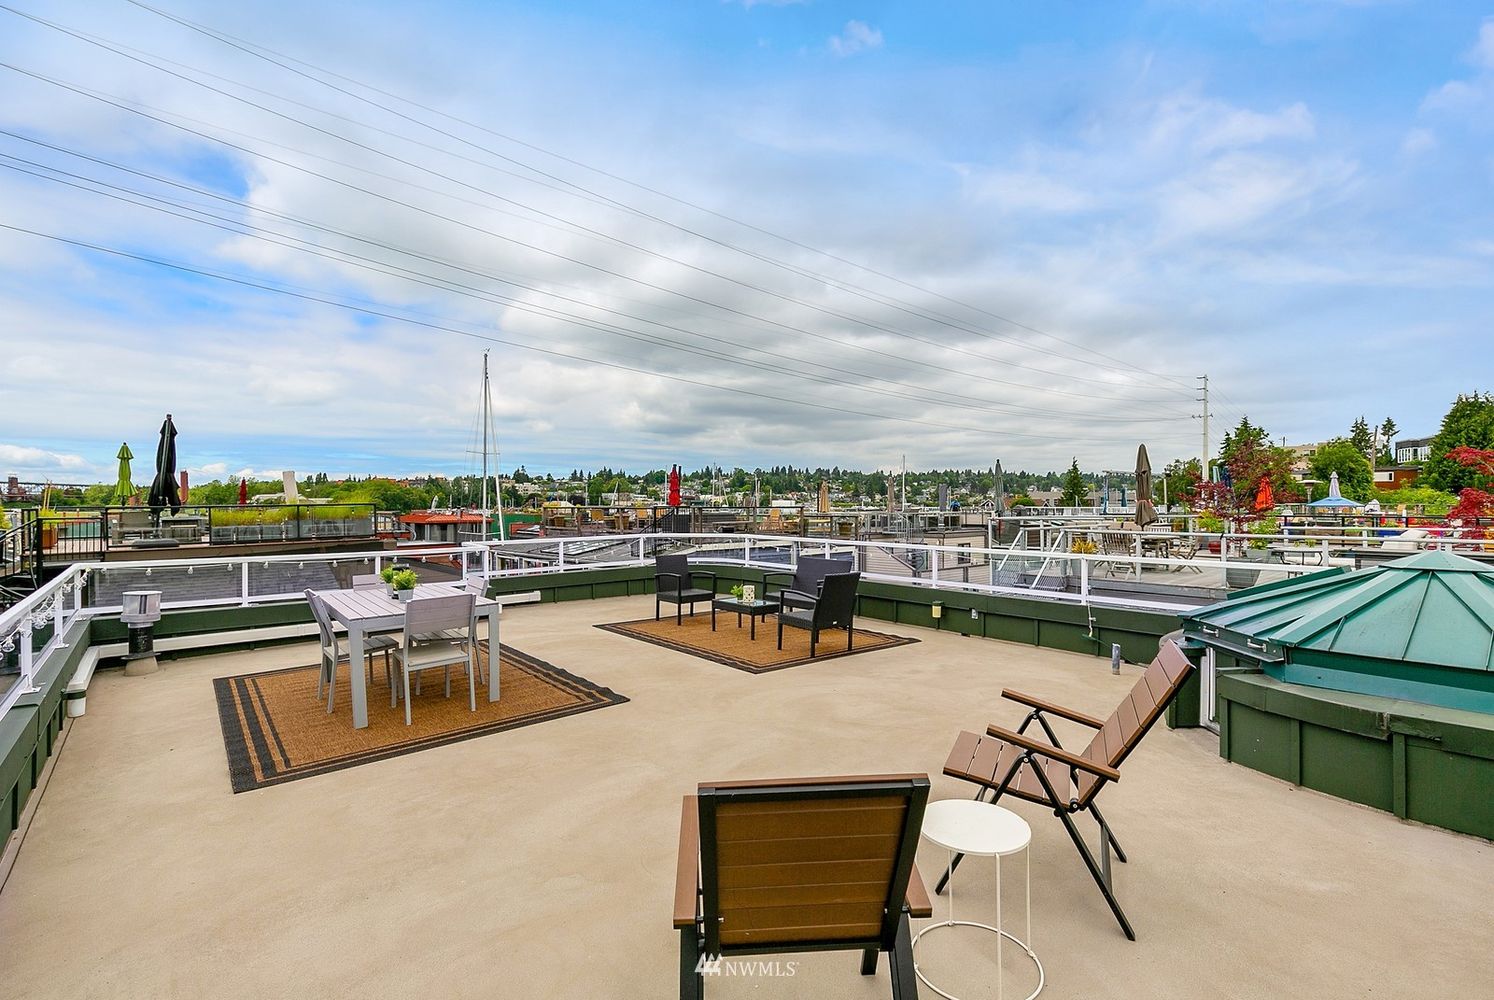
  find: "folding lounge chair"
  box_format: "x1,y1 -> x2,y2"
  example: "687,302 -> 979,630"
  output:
674,774 -> 933,1000
939,639 -> 1196,940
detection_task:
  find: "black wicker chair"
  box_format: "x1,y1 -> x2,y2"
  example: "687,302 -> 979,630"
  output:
762,555 -> 851,613
776,571 -> 859,655
655,554 -> 717,625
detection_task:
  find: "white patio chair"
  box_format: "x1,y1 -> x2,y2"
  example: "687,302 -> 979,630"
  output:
350,573 -> 384,589
305,590 -> 396,713
392,593 -> 478,725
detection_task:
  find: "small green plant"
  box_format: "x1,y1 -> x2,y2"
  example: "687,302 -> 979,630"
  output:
1198,512 -> 1226,534
729,583 -> 744,599
390,569 -> 419,591
1247,516 -> 1278,550
380,565 -> 400,584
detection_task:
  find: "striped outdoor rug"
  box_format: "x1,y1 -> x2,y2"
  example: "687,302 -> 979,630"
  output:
213,643 -> 626,792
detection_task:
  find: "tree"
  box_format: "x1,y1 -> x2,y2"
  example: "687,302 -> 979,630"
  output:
1378,417 -> 1398,465
1162,458 -> 1203,508
1421,392 -> 1494,492
1197,438 -> 1303,529
1443,447 -> 1494,538
1349,416 -> 1374,460
1307,439 -> 1374,502
1217,416 -> 1268,470
1060,459 -> 1088,507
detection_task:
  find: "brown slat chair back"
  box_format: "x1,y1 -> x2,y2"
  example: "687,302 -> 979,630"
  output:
1075,641 -> 1194,803
697,775 -> 928,957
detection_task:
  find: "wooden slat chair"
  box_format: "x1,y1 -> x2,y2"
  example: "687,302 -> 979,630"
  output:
674,774 -> 933,1000
938,639 -> 1196,940
655,554 -> 717,625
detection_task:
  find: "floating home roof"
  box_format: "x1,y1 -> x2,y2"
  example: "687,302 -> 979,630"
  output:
1182,551 -> 1494,711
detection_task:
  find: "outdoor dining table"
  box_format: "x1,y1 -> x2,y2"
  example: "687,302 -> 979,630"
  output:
312,582 -> 501,729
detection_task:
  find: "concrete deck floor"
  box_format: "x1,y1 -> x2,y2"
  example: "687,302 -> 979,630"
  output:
2,595 -> 1489,1000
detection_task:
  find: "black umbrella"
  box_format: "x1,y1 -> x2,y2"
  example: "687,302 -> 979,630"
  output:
148,413 -> 181,516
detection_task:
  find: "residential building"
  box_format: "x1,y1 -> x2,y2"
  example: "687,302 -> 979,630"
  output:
1395,437 -> 1434,465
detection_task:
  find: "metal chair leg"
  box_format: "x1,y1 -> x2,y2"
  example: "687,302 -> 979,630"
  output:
679,930 -> 704,1000
402,670 -> 413,726
1056,806 -> 1136,940
860,948 -> 878,975
889,911 -> 917,999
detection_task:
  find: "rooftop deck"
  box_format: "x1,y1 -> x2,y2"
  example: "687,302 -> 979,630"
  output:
3,594 -> 1490,999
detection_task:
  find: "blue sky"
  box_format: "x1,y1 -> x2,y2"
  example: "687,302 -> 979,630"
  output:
1,0 -> 1491,482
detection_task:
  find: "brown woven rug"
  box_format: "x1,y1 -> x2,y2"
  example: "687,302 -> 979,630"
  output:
596,613 -> 917,673
214,643 -> 626,792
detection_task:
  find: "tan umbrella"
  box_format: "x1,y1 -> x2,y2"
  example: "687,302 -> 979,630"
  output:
1135,444 -> 1157,527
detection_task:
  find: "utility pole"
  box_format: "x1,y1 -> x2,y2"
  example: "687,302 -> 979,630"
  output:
1196,374 -> 1211,479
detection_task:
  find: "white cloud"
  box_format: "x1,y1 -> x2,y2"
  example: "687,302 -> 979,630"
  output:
0,444 -> 92,476
828,20 -> 883,57
1473,17 -> 1494,70
1400,127 -> 1437,156
1150,93 -> 1315,154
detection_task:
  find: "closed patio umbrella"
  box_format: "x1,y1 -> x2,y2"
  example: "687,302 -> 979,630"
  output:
993,460 -> 1006,515
1134,444 -> 1157,527
1255,477 -> 1275,512
147,414 -> 181,516
113,442 -> 135,504
667,465 -> 681,508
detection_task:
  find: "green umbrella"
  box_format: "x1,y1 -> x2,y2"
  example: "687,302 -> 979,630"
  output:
114,442 -> 135,504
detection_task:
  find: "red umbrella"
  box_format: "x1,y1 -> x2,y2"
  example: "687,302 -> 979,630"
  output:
667,465 -> 681,508
1254,477 -> 1274,512
238,478 -> 248,505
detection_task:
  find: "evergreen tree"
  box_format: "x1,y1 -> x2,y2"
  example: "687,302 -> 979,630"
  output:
1060,459 -> 1088,507
1349,416 -> 1374,459
1378,417 -> 1398,465
1422,392 -> 1494,492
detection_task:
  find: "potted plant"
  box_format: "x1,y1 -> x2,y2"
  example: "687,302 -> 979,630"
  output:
390,568 -> 419,601
729,583 -> 745,600
379,564 -> 400,597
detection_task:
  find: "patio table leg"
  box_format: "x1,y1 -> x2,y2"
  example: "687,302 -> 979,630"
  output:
348,623 -> 369,728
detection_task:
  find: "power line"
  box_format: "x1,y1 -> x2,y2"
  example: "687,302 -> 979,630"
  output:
5,2 -> 1200,402
0,221 -> 1170,444
0,60 -> 1194,412
123,0 -> 1201,394
0,151 -> 1190,435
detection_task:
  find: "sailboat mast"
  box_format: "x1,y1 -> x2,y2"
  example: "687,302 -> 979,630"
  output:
481,351 -> 489,539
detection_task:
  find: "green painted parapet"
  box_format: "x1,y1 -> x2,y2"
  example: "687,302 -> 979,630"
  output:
1,616 -> 90,842
483,562 -> 1183,673
1218,671 -> 1494,840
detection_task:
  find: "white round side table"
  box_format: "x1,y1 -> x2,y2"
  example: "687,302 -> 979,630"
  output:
914,798 -> 1043,1000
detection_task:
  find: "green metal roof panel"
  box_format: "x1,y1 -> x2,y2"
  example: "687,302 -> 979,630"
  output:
1183,550 -> 1494,677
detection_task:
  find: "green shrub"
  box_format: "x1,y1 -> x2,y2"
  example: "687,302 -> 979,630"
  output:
390,569 -> 419,591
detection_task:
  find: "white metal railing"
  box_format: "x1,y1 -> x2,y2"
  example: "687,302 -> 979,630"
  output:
2,528 -> 1387,723
0,564 -> 88,717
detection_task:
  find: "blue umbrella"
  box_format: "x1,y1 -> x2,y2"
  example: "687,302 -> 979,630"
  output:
1307,471 -> 1361,509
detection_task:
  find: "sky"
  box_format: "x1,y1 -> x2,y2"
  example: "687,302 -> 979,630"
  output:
1,0 -> 1491,483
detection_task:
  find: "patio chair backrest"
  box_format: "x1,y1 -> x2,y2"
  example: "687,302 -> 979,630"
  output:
655,554 -> 693,592
403,593 -> 475,637
810,572 -> 860,628
791,555 -> 850,596
304,590 -> 335,648
695,774 -> 929,956
350,574 -> 383,589
1075,640 -> 1195,805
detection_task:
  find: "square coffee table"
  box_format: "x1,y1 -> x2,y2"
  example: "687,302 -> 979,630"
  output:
711,596 -> 780,640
